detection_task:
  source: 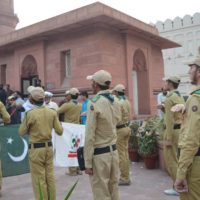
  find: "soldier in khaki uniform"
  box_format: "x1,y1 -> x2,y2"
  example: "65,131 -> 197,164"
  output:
0,101 -> 10,197
113,84 -> 131,186
84,70 -> 121,200
19,87 -> 63,200
57,88 -> 82,175
163,76 -> 185,196
175,56 -> 200,200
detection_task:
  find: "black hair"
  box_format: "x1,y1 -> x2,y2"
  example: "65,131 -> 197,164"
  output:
30,98 -> 44,106
192,64 -> 200,68
168,80 -> 179,89
80,91 -> 88,98
117,91 -> 125,96
71,94 -> 78,100
16,91 -> 23,98
98,81 -> 111,90
98,85 -> 109,90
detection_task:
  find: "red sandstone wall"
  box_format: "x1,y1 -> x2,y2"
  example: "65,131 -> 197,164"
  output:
0,25 -> 164,117
124,34 -> 164,116
0,53 -> 15,88
0,42 -> 45,91
149,46 -> 165,114
44,26 -> 127,91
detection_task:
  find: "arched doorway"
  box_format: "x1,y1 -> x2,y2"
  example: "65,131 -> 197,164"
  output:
21,55 -> 40,96
132,49 -> 150,115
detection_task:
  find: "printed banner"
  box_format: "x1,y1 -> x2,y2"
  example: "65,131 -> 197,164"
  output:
0,122 -> 85,177
53,122 -> 85,167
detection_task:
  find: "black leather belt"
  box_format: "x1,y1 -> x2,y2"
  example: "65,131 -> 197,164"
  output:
178,148 -> 200,158
29,141 -> 52,149
174,124 -> 181,129
164,124 -> 181,130
116,123 -> 129,129
94,144 -> 116,155
195,148 -> 200,156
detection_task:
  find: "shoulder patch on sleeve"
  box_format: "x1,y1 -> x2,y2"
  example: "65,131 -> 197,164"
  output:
91,95 -> 100,103
192,105 -> 198,112
90,104 -> 94,111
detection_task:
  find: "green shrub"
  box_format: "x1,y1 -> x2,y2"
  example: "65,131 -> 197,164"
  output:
137,117 -> 162,156
129,121 -> 141,149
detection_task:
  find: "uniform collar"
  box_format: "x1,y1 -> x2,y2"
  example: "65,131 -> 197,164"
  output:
35,104 -> 45,108
167,89 -> 177,97
97,90 -> 111,95
72,99 -> 78,104
97,90 -> 114,103
190,85 -> 200,95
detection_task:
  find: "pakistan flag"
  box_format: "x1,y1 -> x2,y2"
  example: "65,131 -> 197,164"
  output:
0,124 -> 30,177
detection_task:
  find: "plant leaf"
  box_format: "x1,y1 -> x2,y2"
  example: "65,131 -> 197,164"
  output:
38,179 -> 44,200
64,180 -> 78,200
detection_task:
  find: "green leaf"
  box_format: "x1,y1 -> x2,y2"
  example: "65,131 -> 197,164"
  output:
64,180 -> 78,200
49,191 -> 53,200
38,179 -> 44,200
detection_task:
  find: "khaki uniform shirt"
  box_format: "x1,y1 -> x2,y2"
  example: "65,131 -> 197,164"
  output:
84,90 -> 121,168
177,86 -> 200,179
117,96 -> 131,125
164,90 -> 185,141
0,101 -> 10,124
19,106 -> 63,143
57,100 -> 81,124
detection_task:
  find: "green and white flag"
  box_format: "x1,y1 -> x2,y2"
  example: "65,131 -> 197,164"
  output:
0,124 -> 29,177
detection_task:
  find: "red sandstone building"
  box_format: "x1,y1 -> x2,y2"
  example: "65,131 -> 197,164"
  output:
0,1 -> 179,117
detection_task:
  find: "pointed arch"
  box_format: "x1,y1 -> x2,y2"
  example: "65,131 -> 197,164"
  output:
132,49 -> 150,115
21,55 -> 38,78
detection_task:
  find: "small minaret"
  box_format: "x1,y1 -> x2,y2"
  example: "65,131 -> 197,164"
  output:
0,0 -> 18,35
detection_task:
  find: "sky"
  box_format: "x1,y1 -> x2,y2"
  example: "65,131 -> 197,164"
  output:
14,0 -> 199,29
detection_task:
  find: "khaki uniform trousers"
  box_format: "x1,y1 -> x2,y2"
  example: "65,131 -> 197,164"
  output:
116,127 -> 131,182
29,146 -> 56,200
163,129 -> 180,182
179,156 -> 200,200
89,150 -> 119,200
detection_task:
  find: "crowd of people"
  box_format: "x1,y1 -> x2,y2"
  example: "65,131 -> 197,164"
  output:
0,84 -> 90,126
0,54 -> 200,200
0,70 -> 131,200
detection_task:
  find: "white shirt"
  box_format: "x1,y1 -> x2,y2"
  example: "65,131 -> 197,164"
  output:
157,92 -> 167,105
157,92 -> 167,118
45,101 -> 58,110
21,99 -> 35,121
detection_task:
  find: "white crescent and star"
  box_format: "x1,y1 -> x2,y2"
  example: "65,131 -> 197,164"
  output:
7,137 -> 28,162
